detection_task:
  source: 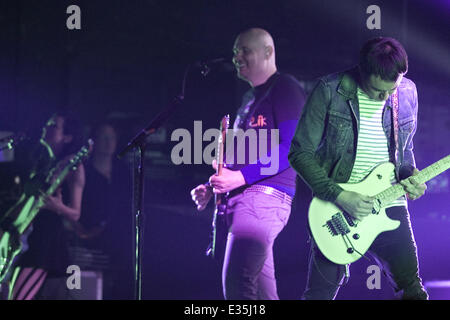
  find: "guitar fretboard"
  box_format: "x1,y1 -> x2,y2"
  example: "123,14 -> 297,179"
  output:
377,155 -> 450,206
16,145 -> 90,234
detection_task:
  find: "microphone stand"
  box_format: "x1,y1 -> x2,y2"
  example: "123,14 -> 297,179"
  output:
117,63 -> 192,300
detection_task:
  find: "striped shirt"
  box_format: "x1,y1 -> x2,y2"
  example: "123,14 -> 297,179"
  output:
348,87 -> 407,208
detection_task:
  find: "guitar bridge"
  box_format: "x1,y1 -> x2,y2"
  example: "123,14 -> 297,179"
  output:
324,212 -> 351,236
325,220 -> 338,236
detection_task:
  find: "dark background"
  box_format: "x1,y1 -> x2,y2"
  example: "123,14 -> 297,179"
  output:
0,0 -> 449,300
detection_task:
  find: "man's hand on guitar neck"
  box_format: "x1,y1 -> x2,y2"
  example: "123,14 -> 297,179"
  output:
400,168 -> 427,201
41,188 -> 64,215
335,190 -> 375,221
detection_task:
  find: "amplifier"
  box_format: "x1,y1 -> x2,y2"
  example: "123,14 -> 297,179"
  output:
69,271 -> 103,300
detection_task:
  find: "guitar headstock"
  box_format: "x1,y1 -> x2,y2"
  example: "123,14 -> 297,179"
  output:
216,115 -> 230,175
220,114 -> 230,133
70,139 -> 94,170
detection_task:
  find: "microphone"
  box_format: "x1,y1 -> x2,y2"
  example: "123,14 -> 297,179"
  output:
195,58 -> 231,77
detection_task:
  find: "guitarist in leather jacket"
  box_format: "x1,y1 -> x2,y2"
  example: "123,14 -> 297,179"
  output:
288,37 -> 428,300
191,28 -> 306,299
9,112 -> 85,300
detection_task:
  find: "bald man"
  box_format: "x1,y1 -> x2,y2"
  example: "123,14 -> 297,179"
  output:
191,28 -> 306,299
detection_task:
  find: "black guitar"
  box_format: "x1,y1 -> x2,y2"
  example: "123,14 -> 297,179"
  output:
206,115 -> 229,260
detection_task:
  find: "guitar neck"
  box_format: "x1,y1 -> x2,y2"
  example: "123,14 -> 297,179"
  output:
378,155 -> 450,205
45,162 -> 73,197
214,115 -> 229,206
17,164 -> 75,234
216,136 -> 224,175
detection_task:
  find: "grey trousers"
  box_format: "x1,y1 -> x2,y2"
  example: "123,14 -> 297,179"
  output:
222,189 -> 291,300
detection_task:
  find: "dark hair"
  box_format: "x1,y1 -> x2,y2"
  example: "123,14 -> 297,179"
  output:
359,37 -> 408,81
89,121 -> 118,141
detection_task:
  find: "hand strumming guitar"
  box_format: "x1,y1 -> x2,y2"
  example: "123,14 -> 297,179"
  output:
335,190 -> 375,222
190,184 -> 213,211
190,160 -> 246,211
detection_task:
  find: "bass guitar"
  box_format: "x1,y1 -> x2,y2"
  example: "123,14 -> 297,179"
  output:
308,154 -> 450,265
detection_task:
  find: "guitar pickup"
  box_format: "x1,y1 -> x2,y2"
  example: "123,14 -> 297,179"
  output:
372,198 -> 382,215
342,211 -> 356,227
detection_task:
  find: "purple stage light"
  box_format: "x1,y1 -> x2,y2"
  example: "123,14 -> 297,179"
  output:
424,280 -> 450,300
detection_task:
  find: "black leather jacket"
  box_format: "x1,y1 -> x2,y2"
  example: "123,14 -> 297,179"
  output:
288,67 -> 418,202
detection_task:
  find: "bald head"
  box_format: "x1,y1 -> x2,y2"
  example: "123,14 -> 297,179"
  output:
239,28 -> 275,53
232,28 -> 277,86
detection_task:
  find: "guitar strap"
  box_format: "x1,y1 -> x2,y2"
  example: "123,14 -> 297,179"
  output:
391,89 -> 402,179
234,73 -> 280,131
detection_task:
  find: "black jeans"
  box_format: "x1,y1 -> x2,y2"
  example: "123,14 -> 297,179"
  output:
303,206 -> 428,300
